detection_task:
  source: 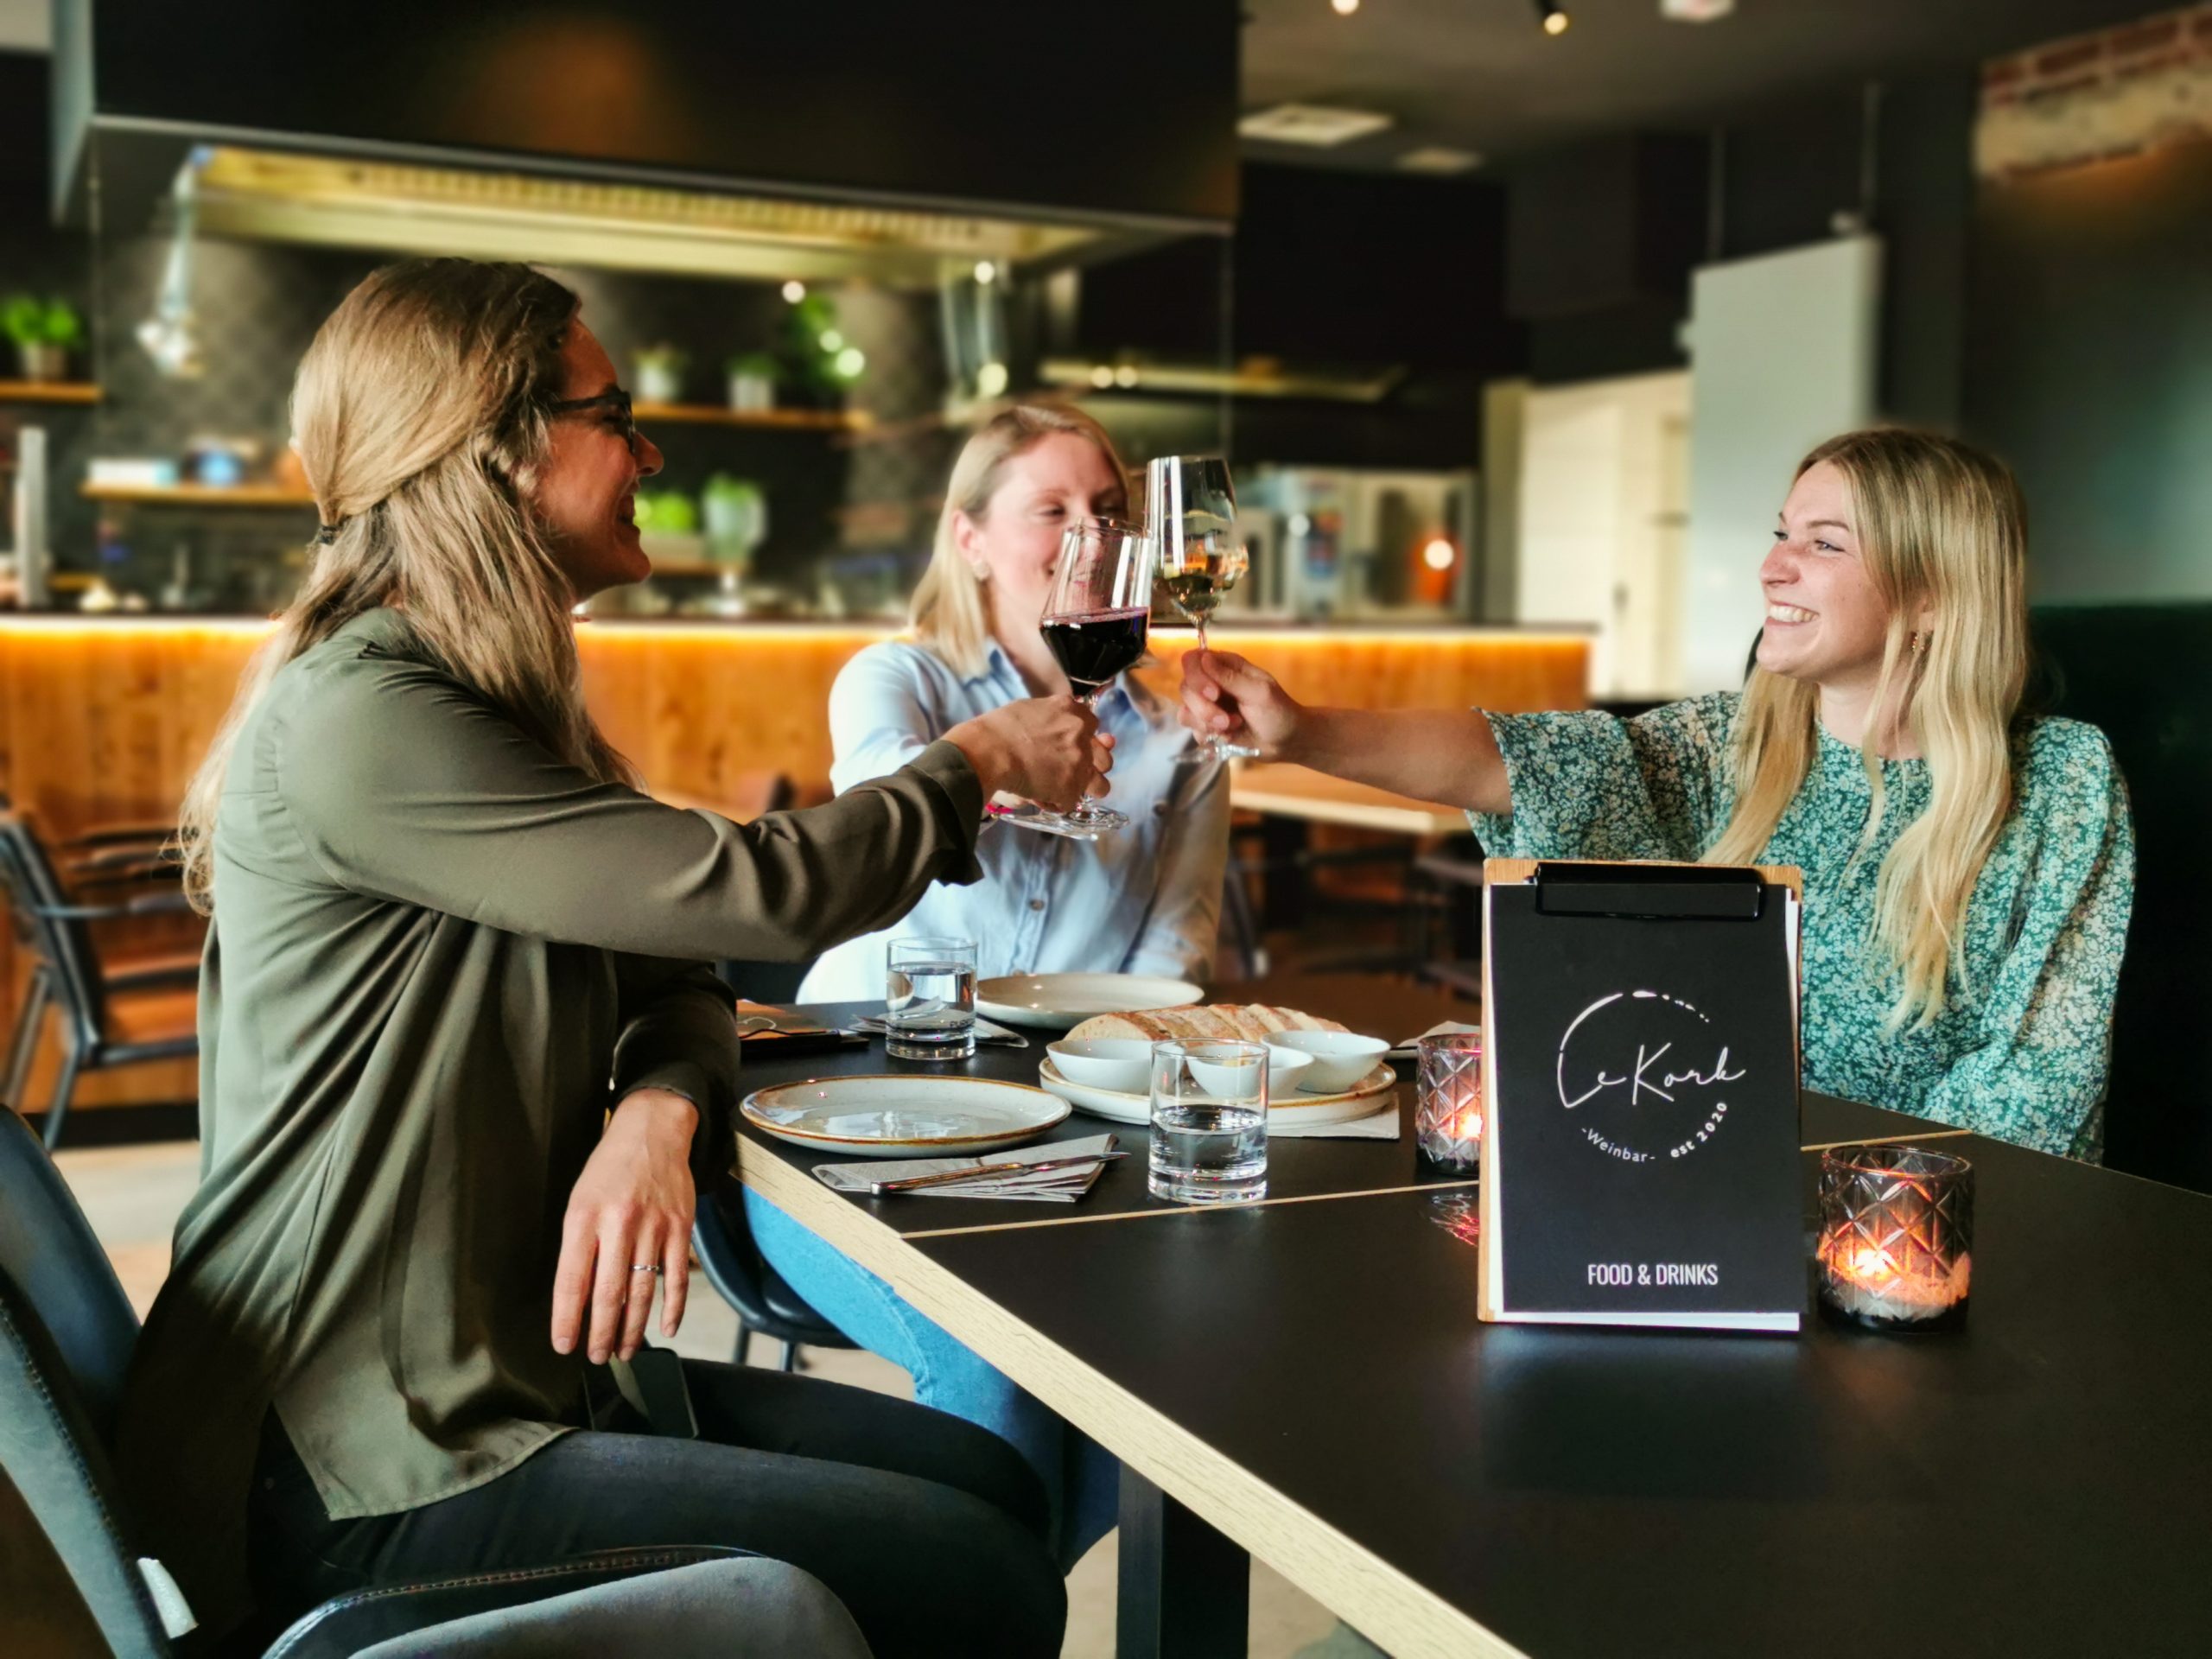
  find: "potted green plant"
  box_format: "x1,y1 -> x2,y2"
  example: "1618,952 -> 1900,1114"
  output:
725,352 -> 780,413
2,296 -> 85,382
632,344 -> 688,405
777,293 -> 867,409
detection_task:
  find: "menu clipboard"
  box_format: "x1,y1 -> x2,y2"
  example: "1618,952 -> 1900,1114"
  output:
1478,858 -> 1805,1333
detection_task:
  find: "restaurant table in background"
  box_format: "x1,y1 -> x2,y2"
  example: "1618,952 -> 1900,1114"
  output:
1224,769 -> 1473,967
724,975 -> 2150,1659
1229,766 -> 1471,839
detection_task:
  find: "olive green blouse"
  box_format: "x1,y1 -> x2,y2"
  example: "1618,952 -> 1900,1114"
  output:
115,608 -> 987,1632
1473,693 -> 2135,1161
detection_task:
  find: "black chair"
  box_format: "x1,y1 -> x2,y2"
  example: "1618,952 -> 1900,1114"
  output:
0,1102 -> 809,1657
0,816 -> 200,1124
693,1177 -> 858,1373
0,814 -> 202,1148
2029,603 -> 2212,1194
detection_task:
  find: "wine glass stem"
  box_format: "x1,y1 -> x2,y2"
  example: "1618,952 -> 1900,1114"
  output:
1065,688 -> 1106,824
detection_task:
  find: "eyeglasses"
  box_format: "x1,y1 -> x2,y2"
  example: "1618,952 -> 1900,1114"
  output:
549,388 -> 639,452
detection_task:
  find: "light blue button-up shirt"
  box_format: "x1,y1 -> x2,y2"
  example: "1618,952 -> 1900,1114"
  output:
798,637 -> 1230,1002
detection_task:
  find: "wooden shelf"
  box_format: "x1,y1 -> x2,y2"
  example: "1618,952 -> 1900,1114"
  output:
81,481 -> 316,507
632,401 -> 871,433
0,380 -> 99,405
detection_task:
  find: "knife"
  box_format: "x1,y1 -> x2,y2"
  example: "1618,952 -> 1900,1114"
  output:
859,1149 -> 1128,1196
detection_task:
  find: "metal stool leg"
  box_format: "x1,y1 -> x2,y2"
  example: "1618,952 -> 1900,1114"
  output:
779,1340 -> 798,1373
3,965 -> 48,1109
41,1040 -> 81,1151
734,1324 -> 752,1365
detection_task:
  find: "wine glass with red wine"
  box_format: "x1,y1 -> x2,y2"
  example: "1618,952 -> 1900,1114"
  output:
1007,517 -> 1152,838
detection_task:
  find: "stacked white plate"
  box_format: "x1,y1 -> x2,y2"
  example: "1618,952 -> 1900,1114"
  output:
975,973 -> 1205,1033
741,1076 -> 1071,1158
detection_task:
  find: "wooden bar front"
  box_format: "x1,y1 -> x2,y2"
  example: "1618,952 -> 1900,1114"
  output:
0,619 -> 1588,1118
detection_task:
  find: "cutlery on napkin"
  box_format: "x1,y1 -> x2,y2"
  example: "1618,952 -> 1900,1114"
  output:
815,1135 -> 1119,1201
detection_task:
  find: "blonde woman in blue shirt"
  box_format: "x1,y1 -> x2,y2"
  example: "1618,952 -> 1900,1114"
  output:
753,405 -> 1230,1568
799,404 -> 1227,1000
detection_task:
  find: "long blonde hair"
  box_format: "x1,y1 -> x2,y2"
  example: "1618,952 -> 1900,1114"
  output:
1707,429 -> 2029,1028
909,404 -> 1129,676
177,258 -> 630,912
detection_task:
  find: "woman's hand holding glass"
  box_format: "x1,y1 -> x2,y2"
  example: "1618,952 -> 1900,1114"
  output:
946,696 -> 1112,816
1178,648 -> 1303,760
551,1087 -> 699,1365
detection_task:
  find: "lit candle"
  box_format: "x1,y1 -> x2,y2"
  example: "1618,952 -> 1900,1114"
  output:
1817,1231 -> 1972,1319
1815,1144 -> 1974,1332
1415,1032 -> 1484,1174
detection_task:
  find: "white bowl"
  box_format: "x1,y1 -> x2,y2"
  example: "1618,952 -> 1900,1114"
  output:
1263,1046 -> 1315,1095
1265,1030 -> 1390,1093
1045,1038 -> 1154,1095
1185,1046 -> 1273,1103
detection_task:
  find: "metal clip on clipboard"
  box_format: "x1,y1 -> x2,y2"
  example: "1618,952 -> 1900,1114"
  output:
1531,861 -> 1767,922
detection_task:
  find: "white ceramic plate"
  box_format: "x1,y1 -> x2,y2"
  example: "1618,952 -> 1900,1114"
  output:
741,1075 -> 1071,1159
1036,1060 -> 1397,1130
976,974 -> 1205,1033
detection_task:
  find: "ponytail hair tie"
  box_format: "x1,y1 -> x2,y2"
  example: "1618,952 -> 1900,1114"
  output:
316,523 -> 342,544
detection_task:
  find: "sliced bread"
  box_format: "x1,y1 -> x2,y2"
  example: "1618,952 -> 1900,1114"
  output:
1065,1004 -> 1350,1043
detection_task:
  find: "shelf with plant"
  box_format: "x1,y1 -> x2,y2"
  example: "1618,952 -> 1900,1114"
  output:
2,294 -> 87,385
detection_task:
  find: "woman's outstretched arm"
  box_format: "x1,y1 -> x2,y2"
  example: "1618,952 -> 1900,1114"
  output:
1179,648 -> 1511,814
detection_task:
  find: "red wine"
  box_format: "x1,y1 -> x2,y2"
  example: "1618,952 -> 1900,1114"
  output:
1040,606 -> 1149,691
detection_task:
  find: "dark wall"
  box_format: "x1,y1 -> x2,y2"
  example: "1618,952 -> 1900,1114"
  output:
1071,163 -> 1522,470
1503,74 -> 1974,404
67,0 -> 1240,228
1964,139 -> 2212,603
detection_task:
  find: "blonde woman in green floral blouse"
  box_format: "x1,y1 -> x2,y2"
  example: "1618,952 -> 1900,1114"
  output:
1180,429 -> 2134,1160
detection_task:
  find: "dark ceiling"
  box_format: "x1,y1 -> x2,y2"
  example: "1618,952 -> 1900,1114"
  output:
1241,0 -> 2168,169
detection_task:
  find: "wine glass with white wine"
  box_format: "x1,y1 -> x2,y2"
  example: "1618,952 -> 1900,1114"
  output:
1146,454 -> 1257,761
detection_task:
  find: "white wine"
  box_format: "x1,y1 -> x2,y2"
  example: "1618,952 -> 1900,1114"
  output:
1159,541 -> 1247,626
1160,567 -> 1225,621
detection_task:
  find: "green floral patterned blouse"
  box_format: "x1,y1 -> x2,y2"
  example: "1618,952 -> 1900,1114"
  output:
1473,694 -> 2135,1160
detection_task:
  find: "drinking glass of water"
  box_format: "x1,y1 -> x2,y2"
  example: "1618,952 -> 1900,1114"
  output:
1148,1039 -> 1269,1204
884,937 -> 977,1061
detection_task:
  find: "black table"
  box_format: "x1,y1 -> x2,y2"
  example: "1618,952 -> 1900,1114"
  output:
730,997 -> 1943,1242
726,985 -> 2073,1656
918,1139 -> 2212,1657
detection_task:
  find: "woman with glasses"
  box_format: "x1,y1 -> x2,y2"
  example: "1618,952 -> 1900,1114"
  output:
114,259 -> 1096,1656
744,405 -> 1231,1571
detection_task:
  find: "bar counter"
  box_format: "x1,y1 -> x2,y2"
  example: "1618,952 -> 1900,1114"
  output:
0,616 -> 1587,1116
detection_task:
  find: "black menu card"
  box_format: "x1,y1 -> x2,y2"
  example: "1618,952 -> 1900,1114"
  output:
1478,859 -> 1804,1332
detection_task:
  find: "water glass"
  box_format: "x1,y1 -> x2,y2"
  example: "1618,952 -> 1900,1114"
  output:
1148,1039 -> 1269,1205
883,936 -> 977,1061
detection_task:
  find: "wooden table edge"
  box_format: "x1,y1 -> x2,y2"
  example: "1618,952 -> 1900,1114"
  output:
732,1141 -> 1529,1659
900,1177 -> 1482,1239
1800,1128 -> 1973,1153
1230,783 -> 1467,839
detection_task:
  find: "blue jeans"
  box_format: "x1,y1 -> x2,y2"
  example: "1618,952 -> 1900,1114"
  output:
746,1191 -> 1120,1569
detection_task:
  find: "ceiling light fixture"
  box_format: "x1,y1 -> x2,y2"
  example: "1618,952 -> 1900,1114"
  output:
1237,104 -> 1395,147
1535,0 -> 1571,35
1660,0 -> 1734,19
1332,0 -> 1360,13
1397,146 -> 1484,174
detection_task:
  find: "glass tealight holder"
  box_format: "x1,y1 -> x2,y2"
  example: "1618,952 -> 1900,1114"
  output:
1815,1143 -> 1974,1333
1414,1032 -> 1484,1175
